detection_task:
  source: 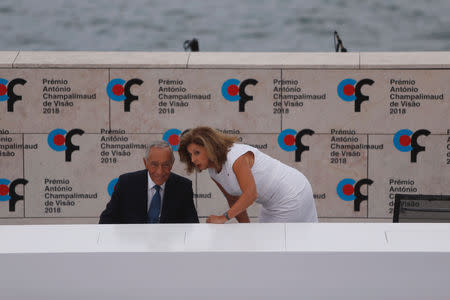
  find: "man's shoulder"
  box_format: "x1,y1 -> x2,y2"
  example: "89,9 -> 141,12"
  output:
169,172 -> 192,185
118,169 -> 147,182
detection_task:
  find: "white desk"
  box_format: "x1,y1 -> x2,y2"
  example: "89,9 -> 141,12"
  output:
1,223 -> 449,299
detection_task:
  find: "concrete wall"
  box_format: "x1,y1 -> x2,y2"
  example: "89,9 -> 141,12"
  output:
0,51 -> 449,224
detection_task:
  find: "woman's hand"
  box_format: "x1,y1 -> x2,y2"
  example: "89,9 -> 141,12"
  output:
206,214 -> 228,224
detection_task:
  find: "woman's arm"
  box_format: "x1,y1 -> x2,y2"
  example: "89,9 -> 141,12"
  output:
212,178 -> 250,223
207,152 -> 256,223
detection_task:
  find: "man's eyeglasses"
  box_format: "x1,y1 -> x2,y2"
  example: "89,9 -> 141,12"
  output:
149,161 -> 172,170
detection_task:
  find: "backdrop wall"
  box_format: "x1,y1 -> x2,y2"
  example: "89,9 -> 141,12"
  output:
0,51 -> 449,223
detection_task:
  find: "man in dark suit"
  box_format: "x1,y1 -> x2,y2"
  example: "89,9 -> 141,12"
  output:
99,141 -> 199,224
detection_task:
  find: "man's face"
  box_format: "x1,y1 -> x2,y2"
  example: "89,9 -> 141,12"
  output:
143,147 -> 173,186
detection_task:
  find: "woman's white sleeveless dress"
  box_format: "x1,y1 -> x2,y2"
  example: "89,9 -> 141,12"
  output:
209,144 -> 318,223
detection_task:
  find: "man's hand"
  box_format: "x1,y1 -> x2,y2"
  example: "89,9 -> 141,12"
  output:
206,215 -> 227,224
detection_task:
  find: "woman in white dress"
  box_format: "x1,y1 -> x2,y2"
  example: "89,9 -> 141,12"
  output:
178,126 -> 318,223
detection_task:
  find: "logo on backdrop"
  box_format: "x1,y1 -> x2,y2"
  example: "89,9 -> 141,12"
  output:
337,78 -> 374,112
107,178 -> 119,197
221,78 -> 258,112
0,78 -> 27,112
48,128 -> 85,161
0,178 -> 28,212
337,178 -> 373,211
107,78 -> 144,112
393,129 -> 430,163
278,129 -> 315,162
163,128 -> 183,151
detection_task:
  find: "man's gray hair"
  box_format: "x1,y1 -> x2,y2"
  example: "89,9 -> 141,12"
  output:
144,141 -> 175,163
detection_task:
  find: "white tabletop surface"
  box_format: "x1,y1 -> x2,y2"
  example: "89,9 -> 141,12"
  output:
1,223 -> 450,254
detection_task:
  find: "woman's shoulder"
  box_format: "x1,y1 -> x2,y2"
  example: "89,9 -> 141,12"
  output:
229,143 -> 255,152
227,143 -> 257,161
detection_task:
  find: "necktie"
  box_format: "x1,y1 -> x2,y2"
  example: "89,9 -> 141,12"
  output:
148,185 -> 161,223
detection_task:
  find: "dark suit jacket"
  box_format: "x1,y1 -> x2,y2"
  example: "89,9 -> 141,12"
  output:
99,170 -> 199,224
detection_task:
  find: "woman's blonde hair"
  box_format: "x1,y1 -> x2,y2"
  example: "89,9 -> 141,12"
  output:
179,126 -> 238,173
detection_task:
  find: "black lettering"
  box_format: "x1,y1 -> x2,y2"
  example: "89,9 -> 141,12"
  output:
124,78 -> 143,112
238,79 -> 258,112
354,79 -> 374,112
7,78 -> 27,112
65,129 -> 85,162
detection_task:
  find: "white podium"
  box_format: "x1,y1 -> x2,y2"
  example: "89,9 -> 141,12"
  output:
1,223 -> 450,299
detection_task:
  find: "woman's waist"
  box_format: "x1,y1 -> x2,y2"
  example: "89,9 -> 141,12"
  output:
255,166 -> 307,202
